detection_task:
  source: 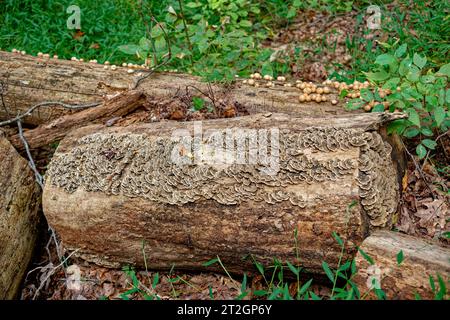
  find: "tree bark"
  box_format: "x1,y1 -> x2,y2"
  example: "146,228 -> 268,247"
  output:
8,90 -> 145,151
0,51 -> 356,126
43,112 -> 403,274
0,133 -> 41,299
353,230 -> 449,300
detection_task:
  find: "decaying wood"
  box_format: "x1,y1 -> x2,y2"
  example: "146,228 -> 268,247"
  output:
0,133 -> 41,299
0,51 -> 357,126
43,112 -> 403,274
353,230 -> 449,300
9,90 -> 145,151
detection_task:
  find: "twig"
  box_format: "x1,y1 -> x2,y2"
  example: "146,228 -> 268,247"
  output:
17,119 -> 68,297
17,120 -> 44,188
177,0 -> 193,53
132,15 -> 172,89
32,249 -> 80,300
0,101 -> 100,127
400,139 -> 436,199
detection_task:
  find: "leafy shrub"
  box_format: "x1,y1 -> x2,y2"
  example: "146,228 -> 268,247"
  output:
347,44 -> 450,159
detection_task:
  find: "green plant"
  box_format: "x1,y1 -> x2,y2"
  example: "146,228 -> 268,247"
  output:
119,266 -> 161,300
347,44 -> 450,159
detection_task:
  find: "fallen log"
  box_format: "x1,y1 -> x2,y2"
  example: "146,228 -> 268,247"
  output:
353,230 -> 450,300
8,90 -> 145,151
0,51 -> 355,126
43,112 -> 403,274
0,133 -> 41,299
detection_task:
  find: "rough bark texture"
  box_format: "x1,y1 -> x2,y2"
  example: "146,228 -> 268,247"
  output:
0,133 -> 41,299
8,90 -> 145,151
43,112 -> 402,274
353,230 -> 450,300
0,51 -> 356,126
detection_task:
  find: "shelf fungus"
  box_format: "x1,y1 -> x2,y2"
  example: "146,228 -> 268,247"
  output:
43,113 -> 400,274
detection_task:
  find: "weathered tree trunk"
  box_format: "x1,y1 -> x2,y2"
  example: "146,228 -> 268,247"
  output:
0,133 -> 41,299
0,51 -> 405,181
8,90 -> 145,151
43,112 -> 402,274
0,51 -> 355,126
353,230 -> 449,300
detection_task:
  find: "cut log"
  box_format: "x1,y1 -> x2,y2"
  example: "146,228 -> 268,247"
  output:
43,112 -> 403,274
0,51 -> 357,126
0,133 -> 41,299
8,90 -> 145,151
353,230 -> 450,300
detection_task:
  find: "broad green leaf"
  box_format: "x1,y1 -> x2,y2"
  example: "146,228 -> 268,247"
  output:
388,119 -> 408,135
395,43 -> 407,58
437,63 -> 450,77
403,127 -> 420,138
139,37 -> 152,51
192,96 -> 205,111
422,139 -> 437,150
364,70 -> 389,82
239,20 -> 252,27
186,2 -> 202,8
118,44 -> 140,55
420,127 -> 433,136
372,104 -> 385,112
382,77 -> 400,90
375,54 -> 397,67
261,61 -> 273,77
420,75 -> 435,84
413,53 -> 427,69
396,250 -> 404,265
406,65 -> 420,82
416,144 -> 427,159
399,57 -> 412,76
360,88 -> 373,101
434,106 -> 446,126
407,108 -> 421,127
